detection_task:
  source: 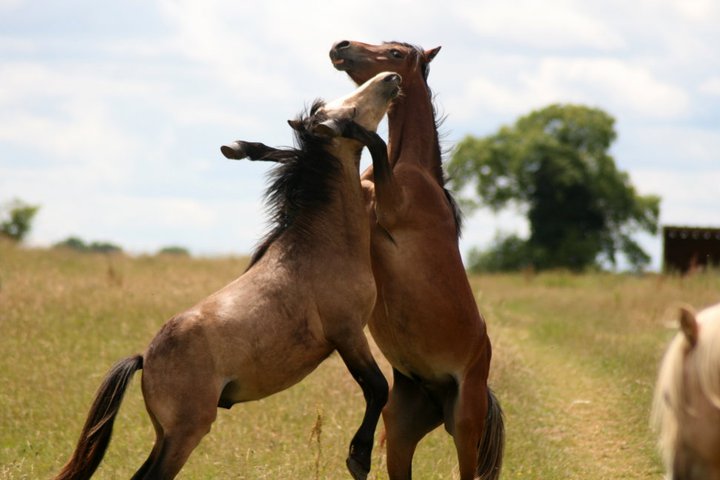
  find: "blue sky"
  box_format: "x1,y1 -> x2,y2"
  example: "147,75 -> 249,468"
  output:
1,0 -> 718,269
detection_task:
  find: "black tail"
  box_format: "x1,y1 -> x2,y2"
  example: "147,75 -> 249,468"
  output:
476,388 -> 505,480
55,355 -> 143,480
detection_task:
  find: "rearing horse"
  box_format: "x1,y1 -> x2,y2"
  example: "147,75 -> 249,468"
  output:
54,72 -> 401,480
330,41 -> 505,480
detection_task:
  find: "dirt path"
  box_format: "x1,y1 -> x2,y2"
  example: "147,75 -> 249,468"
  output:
490,309 -> 663,479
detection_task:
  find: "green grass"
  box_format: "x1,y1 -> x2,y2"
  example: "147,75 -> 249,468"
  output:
1,240 -> 718,479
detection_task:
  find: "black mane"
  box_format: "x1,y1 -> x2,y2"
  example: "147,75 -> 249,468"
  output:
246,100 -> 342,269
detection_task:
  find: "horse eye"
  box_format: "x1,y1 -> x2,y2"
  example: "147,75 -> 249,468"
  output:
390,49 -> 403,59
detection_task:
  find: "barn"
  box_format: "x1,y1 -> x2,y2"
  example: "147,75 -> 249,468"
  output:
663,225 -> 720,273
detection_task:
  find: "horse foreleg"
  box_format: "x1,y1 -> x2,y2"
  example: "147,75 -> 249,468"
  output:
383,369 -> 443,480
220,141 -> 293,162
335,339 -> 389,480
342,122 -> 401,230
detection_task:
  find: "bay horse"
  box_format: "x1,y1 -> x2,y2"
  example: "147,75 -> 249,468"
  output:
652,302 -> 720,480
54,71 -> 402,480
329,41 -> 505,480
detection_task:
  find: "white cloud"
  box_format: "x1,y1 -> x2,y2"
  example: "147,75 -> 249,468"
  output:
659,0 -> 720,22
535,58 -> 689,118
449,57 -> 689,122
633,168 -> 720,225
699,77 -> 720,96
0,0 -> 22,10
453,0 -> 625,50
620,125 -> 720,168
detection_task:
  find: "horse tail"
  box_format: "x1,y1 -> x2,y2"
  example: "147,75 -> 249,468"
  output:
55,354 -> 143,480
476,387 -> 505,480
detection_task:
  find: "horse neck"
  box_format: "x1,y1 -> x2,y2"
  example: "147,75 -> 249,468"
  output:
296,144 -> 369,252
387,78 -> 443,183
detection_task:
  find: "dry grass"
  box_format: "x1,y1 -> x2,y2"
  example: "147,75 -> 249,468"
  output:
1,240 -> 718,479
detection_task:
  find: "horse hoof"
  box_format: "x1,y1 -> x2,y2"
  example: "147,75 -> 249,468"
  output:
346,457 -> 369,480
220,141 -> 246,160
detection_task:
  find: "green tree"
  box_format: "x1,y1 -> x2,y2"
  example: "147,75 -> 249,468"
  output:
158,246 -> 190,256
0,199 -> 40,242
54,236 -> 89,251
466,234 -> 533,273
449,104 -> 660,271
88,241 -> 122,254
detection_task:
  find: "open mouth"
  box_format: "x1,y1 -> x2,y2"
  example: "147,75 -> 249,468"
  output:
331,55 -> 352,71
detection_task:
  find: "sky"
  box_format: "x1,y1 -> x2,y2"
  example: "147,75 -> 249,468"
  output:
1,0 -> 718,270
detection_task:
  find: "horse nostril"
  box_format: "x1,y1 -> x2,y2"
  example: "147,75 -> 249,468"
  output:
333,40 -> 350,51
384,73 -> 400,83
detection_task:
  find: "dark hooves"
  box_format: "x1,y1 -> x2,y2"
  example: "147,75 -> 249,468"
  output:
220,141 -> 247,160
346,457 -> 369,480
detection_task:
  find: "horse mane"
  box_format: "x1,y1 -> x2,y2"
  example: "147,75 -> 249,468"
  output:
651,303 -> 720,470
381,41 -> 463,237
246,100 -> 341,269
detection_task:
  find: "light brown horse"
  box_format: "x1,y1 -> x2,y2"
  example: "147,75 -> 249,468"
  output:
329,41 -> 505,480
54,72 -> 402,480
652,303 -> 720,480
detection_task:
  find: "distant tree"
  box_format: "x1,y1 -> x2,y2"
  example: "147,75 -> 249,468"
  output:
466,234 -> 533,273
54,236 -> 89,251
88,241 -> 123,254
158,246 -> 190,256
0,199 -> 40,242
448,104 -> 660,271
54,237 -> 122,254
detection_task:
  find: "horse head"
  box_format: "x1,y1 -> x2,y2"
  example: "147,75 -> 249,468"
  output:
221,72 -> 400,162
330,40 -> 440,87
653,303 -> 720,479
291,71 -> 401,139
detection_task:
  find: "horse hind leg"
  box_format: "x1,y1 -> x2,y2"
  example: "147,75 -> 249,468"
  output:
134,381 -> 218,479
132,417 -> 214,480
447,379 -> 486,480
131,409 -> 163,479
449,377 -> 504,480
384,369 -> 443,480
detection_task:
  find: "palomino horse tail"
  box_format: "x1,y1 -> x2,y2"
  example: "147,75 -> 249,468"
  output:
476,388 -> 505,480
55,355 -> 143,480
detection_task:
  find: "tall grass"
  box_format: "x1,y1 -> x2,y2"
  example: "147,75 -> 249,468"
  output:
1,240 -> 718,479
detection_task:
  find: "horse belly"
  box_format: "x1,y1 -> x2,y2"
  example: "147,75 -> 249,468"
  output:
223,345 -> 333,403
214,312 -> 334,404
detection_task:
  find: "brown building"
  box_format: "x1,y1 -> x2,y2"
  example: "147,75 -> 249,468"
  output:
663,226 -> 720,273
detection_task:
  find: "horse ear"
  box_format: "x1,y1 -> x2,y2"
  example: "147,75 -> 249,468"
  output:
288,119 -> 303,131
425,46 -> 441,62
679,306 -> 699,347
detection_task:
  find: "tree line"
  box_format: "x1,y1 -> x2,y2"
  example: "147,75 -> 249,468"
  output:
3,103 -> 659,271
0,199 -> 188,256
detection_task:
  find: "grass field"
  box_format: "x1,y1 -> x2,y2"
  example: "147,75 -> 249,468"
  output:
1,239 -> 719,479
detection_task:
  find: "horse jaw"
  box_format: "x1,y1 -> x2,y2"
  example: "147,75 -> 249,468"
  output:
320,72 -> 401,133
